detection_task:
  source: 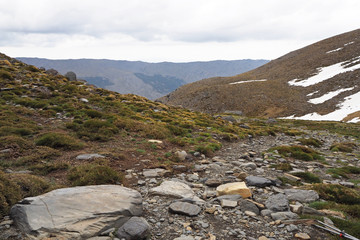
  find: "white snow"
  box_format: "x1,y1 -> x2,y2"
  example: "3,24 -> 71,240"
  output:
283,90 -> 360,122
308,87 -> 354,104
288,58 -> 360,87
306,91 -> 319,97
326,47 -> 343,54
348,117 -> 360,123
344,41 -> 354,46
229,79 -> 267,85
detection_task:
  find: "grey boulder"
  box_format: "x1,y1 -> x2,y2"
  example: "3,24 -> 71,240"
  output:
116,217 -> 150,240
169,202 -> 201,216
245,176 -> 275,187
284,189 -> 319,203
265,193 -> 289,212
11,185 -> 143,239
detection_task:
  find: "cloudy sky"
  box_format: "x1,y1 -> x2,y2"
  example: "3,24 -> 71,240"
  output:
0,0 -> 359,62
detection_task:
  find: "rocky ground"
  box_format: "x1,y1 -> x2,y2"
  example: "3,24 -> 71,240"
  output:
1,129 -> 359,240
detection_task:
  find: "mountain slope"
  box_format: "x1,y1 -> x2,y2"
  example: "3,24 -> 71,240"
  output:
17,58 -> 268,99
159,29 -> 360,123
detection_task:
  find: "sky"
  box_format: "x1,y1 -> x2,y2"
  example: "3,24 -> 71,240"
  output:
0,0 -> 359,62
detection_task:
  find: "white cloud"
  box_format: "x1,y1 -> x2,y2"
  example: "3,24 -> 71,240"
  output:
0,0 -> 359,61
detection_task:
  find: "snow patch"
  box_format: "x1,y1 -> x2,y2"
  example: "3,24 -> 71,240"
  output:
283,91 -> 360,122
308,87 -> 355,104
306,91 -> 319,97
348,117 -> 360,123
326,47 -> 343,54
229,79 -> 267,85
288,58 -> 360,87
344,41 -> 354,46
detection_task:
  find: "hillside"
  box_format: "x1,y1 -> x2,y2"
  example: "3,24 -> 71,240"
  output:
1,53 -> 360,240
17,58 -> 268,99
159,29 -> 360,123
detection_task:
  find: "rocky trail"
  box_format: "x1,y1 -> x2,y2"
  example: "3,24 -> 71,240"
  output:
1,129 -> 359,240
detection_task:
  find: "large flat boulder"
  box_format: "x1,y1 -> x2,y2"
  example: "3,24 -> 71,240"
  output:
10,185 -> 143,239
149,180 -> 203,202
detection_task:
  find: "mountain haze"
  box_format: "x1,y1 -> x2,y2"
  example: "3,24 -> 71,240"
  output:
17,58 -> 268,99
159,29 -> 360,123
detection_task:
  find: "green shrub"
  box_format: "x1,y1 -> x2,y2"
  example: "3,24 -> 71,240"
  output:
67,163 -> 122,186
83,109 -> 103,118
195,142 -> 222,156
327,166 -> 360,179
35,132 -> 84,150
0,135 -> 34,150
0,126 -> 32,136
312,184 -> 360,205
25,65 -> 40,72
292,172 -> 321,183
9,174 -> 51,198
0,69 -> 13,80
298,137 -> 322,147
0,171 -> 21,218
29,162 -> 69,175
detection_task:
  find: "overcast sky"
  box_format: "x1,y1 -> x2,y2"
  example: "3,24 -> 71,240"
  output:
0,0 -> 359,62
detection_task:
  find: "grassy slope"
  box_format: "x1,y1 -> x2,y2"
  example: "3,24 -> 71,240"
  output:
160,29 -> 360,118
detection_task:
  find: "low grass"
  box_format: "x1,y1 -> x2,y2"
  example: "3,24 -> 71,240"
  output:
330,142 -> 357,153
298,137 -> 323,147
292,172 -> 321,183
312,184 -> 360,205
269,145 -> 323,161
270,163 -> 293,171
326,166 -> 360,179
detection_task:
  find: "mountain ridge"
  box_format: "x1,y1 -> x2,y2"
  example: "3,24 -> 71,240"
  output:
17,57 -> 268,99
159,29 -> 360,123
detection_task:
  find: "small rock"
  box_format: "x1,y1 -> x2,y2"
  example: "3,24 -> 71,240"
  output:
143,168 -> 169,178
239,199 -> 260,215
245,176 -> 275,188
169,202 -> 201,216
175,150 -> 187,161
220,199 -> 237,208
245,210 -> 257,217
80,98 -> 89,103
150,180 -> 203,202
173,235 -> 195,240
258,236 -> 269,240
271,211 -> 299,221
76,153 -> 104,160
205,179 -> 223,187
241,162 -> 257,170
302,206 -> 324,216
340,181 -> 355,188
116,217 -> 151,240
289,204 -> 303,214
295,232 -> 311,240
286,224 -> 298,232
148,139 -> 163,144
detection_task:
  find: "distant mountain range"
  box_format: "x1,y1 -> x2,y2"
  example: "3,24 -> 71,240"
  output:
17,58 -> 268,99
159,29 -> 360,123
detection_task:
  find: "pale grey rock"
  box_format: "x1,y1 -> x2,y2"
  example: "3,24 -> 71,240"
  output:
265,194 -> 289,212
302,206 -> 324,216
284,189 -> 319,203
240,162 -> 257,170
220,199 -> 237,208
169,202 -> 201,216
173,235 -> 195,240
142,168 -> 168,178
76,153 -> 105,160
11,185 -> 142,238
245,176 -> 275,187
116,217 -> 150,240
175,150 -> 187,161
149,180 -> 203,202
271,211 -> 299,220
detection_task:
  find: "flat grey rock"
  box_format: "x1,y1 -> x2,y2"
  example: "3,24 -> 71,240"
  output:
271,211 -> 299,220
239,199 -> 260,215
284,189 -> 319,203
116,217 -> 150,240
11,185 -> 143,239
76,153 -> 105,160
265,193 -> 289,212
169,202 -> 201,216
245,176 -> 275,187
150,180 -> 203,202
142,168 -> 168,178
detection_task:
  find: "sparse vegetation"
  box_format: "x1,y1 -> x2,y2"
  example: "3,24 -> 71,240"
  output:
291,171 -> 321,183
298,137 -> 322,147
326,166 -> 360,179
36,132 -> 85,150
330,142 -> 357,152
269,145 -> 323,161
